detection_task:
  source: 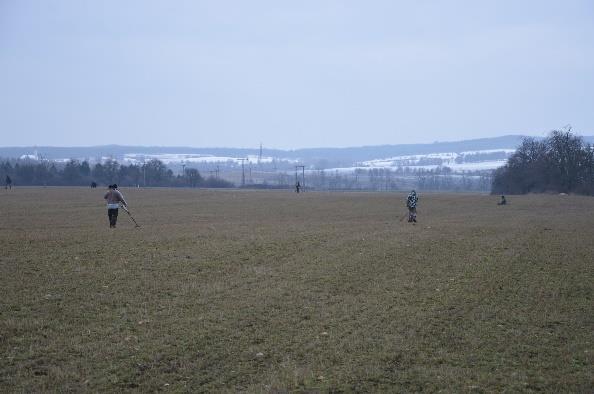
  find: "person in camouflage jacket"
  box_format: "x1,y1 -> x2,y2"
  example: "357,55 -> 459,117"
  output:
406,190 -> 418,223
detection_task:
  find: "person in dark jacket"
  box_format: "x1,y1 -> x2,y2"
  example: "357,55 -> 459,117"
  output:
5,175 -> 12,190
406,190 -> 419,223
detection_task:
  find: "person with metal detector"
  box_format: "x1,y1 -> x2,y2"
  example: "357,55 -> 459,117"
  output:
406,190 -> 419,223
104,184 -> 128,228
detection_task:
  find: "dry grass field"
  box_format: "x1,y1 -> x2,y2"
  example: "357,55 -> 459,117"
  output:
1,187 -> 592,392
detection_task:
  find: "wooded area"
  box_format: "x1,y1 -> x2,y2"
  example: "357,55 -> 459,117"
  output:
492,130 -> 594,195
0,158 -> 232,188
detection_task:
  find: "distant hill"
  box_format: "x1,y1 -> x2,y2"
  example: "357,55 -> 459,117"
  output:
2,135 -> 593,166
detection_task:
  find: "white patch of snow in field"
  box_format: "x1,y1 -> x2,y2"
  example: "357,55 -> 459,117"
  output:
246,155 -> 279,164
459,149 -> 516,155
19,154 -> 39,161
313,167 -> 364,174
407,160 -> 507,171
363,152 -> 458,167
321,159 -> 507,174
358,149 -> 513,172
361,149 -> 514,168
122,153 -> 276,165
448,160 -> 508,171
362,153 -> 453,168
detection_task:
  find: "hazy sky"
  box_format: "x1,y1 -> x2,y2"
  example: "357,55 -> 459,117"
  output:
1,1 -> 593,149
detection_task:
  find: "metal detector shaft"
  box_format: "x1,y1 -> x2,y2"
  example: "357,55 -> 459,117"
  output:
120,204 -> 140,227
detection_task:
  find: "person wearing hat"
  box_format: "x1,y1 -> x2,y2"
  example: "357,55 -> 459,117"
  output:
104,184 -> 127,228
406,190 -> 419,223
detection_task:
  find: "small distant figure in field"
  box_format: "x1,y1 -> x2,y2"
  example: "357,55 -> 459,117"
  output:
5,175 -> 12,190
498,195 -> 507,205
406,190 -> 419,223
104,184 -> 127,228
295,181 -> 301,193
90,182 -> 97,188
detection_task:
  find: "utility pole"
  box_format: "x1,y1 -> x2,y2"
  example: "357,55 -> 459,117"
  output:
296,165 -> 305,191
238,158 -> 247,187
259,143 -> 263,164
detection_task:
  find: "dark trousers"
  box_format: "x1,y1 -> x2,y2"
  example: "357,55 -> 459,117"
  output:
108,208 -> 119,227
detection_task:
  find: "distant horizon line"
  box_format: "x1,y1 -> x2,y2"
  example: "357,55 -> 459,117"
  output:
0,133 -> 574,151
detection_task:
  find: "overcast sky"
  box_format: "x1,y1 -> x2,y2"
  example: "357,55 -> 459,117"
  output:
1,1 -> 593,149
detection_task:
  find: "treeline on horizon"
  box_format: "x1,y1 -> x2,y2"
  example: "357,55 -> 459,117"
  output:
0,158 -> 233,188
4,130 -> 593,194
492,130 -> 594,195
0,154 -> 494,192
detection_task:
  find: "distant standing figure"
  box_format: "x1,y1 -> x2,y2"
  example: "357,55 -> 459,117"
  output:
5,175 -> 12,190
104,184 -> 127,228
406,190 -> 419,223
498,195 -> 507,205
91,182 -> 97,188
295,181 -> 301,193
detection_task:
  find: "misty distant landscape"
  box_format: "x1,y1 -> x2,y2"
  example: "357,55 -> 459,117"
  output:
4,134 -> 592,192
0,135 -> 532,164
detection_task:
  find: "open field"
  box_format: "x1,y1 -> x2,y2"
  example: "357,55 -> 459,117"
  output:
1,187 -> 593,392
